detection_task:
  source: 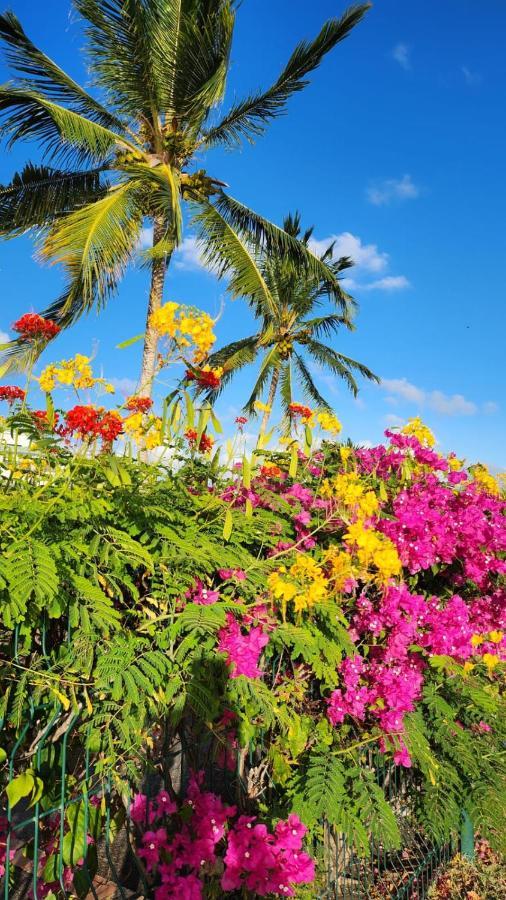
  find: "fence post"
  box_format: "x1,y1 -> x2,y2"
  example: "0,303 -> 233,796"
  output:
460,810 -> 474,861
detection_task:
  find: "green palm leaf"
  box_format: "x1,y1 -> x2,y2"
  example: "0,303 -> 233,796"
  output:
39,181 -> 143,310
244,346 -> 280,414
0,11 -> 130,133
304,338 -> 379,396
214,191 -> 354,315
0,164 -> 106,237
0,89 -> 137,164
293,352 -> 333,410
191,200 -> 280,318
202,3 -> 371,148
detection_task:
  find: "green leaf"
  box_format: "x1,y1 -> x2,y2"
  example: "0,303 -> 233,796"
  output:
6,769 -> 43,808
289,444 -> 298,478
116,333 -> 144,349
223,508 -> 233,542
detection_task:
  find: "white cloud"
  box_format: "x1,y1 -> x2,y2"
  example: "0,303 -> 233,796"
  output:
0,330 -> 9,344
384,413 -> 405,427
380,377 -> 478,417
462,66 -> 482,86
382,378 -> 425,405
392,42 -> 411,70
309,232 -> 388,273
309,231 -> 410,293
109,376 -> 137,395
138,226 -> 153,249
483,401 -> 499,415
361,275 -> 411,292
429,391 -> 476,416
173,236 -> 207,271
367,174 -> 420,206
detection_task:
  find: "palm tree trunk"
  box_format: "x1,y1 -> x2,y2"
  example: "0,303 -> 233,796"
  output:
259,367 -> 280,435
138,215 -> 171,396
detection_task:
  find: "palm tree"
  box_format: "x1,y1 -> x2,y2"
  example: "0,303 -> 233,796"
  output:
0,1 -> 371,392
202,213 -> 379,432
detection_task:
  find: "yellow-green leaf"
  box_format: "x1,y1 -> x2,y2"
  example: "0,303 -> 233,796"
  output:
223,508 -> 233,541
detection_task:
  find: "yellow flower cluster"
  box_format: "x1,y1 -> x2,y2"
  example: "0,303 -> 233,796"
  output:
324,546 -> 357,592
320,471 -> 379,520
39,355 -> 114,394
254,401 -> 271,413
401,417 -> 435,448
471,464 -> 501,496
150,302 -> 216,362
268,556 -> 328,613
316,412 -> 342,434
471,631 -> 503,647
124,412 -> 163,450
344,521 -> 402,583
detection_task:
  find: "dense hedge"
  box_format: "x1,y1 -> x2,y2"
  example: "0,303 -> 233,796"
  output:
0,395 -> 505,897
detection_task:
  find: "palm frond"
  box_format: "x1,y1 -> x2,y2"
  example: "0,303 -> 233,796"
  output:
168,2 -> 234,128
200,334 -> 259,402
39,180 -> 143,311
297,314 -> 353,340
207,335 -> 260,373
0,11 -> 130,134
0,89 -> 137,164
74,0 -> 163,120
191,200 -> 280,317
279,359 -> 294,424
293,352 -> 333,410
202,4 -> 371,147
0,163 -> 107,237
304,339 -> 379,396
213,192 -> 354,315
130,162 -> 182,244
243,346 -> 280,414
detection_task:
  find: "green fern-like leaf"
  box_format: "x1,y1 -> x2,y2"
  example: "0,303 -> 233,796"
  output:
1,540 -> 58,625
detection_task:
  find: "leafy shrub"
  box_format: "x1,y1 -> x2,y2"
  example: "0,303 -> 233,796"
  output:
0,341 -> 505,896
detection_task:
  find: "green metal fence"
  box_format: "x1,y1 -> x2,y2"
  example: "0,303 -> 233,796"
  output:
1,703 -> 461,899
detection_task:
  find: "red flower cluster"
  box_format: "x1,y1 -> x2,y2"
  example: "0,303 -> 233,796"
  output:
64,405 -> 123,443
0,385 -> 26,404
185,368 -> 222,389
185,428 -> 214,453
125,395 -> 153,413
32,409 -> 60,431
289,402 -> 313,420
12,313 -> 60,341
235,416 -> 248,426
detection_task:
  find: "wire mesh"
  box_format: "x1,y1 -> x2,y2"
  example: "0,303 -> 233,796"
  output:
1,703 -> 458,899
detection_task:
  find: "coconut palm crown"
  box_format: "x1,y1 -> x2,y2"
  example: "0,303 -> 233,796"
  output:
201,212 -> 379,432
0,1 -> 370,391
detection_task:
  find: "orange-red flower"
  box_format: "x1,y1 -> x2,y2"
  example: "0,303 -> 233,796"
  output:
185,367 -> 222,390
12,313 -> 60,340
64,405 -> 123,443
289,403 -> 313,421
0,385 -> 26,403
126,395 -> 153,413
185,428 -> 214,453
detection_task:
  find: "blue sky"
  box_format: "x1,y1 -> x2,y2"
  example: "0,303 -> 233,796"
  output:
0,0 -> 505,466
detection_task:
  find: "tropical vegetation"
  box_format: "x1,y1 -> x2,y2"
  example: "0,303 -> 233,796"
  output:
0,2 -> 504,899
0,0 -> 370,390
204,213 -> 379,433
0,316 -> 504,897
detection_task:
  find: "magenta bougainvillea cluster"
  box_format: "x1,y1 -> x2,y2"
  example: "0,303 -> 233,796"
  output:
130,773 -> 314,898
182,419 -> 506,771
